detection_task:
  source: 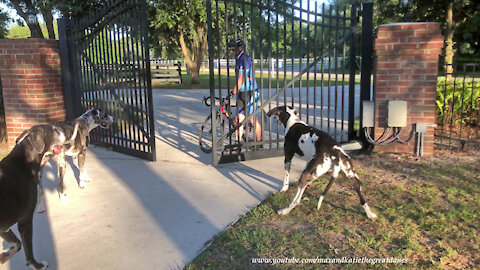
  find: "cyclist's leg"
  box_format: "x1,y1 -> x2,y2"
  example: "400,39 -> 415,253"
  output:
247,117 -> 262,141
236,97 -> 246,142
246,92 -> 262,141
238,113 -> 246,142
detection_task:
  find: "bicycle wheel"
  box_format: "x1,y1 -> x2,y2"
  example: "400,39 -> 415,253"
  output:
199,113 -> 225,153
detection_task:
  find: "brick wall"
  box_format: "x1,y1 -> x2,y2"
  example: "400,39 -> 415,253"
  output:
374,23 -> 443,156
0,39 -> 66,147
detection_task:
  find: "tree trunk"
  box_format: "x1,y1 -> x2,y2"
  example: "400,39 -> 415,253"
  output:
27,23 -> 43,38
191,68 -> 200,84
40,7 -> 55,39
445,1 -> 454,80
178,27 -> 208,85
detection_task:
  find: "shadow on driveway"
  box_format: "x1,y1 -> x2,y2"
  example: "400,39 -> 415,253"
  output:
6,89 -> 287,270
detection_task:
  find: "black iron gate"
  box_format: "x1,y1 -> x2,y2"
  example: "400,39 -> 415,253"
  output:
59,0 -> 156,161
206,0 -> 373,165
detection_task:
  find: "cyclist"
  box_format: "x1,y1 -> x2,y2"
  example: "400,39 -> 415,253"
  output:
227,38 -> 262,143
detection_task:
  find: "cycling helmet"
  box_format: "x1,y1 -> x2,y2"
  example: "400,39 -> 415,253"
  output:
227,38 -> 244,47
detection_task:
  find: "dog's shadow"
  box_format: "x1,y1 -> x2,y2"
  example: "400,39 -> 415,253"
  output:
42,158 -> 81,193
3,160 -> 61,269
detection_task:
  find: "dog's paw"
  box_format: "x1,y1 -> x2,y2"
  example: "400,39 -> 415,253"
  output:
59,194 -> 68,202
277,208 -> 290,215
78,180 -> 86,189
0,252 -> 10,264
1,242 -> 21,264
79,172 -> 92,182
363,203 -> 377,219
280,184 -> 289,192
26,260 -> 48,270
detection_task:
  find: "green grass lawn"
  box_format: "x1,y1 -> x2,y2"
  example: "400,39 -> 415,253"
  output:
186,152 -> 480,269
152,71 -> 361,90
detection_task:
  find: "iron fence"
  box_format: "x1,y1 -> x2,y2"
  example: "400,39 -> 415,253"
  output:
206,0 -> 373,164
435,63 -> 480,151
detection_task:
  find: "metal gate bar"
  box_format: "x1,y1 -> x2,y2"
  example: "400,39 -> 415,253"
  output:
207,0 -> 373,165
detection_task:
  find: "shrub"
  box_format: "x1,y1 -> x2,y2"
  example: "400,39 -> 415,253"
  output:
436,77 -> 480,126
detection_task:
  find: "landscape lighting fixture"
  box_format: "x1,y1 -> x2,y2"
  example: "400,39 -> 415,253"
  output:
26,7 -> 38,25
400,0 -> 412,22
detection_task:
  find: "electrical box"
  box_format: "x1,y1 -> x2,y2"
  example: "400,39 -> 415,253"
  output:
388,100 -> 407,127
362,101 -> 375,128
416,123 -> 428,133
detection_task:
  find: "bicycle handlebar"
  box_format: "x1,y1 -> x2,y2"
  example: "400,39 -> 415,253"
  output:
202,95 -> 235,107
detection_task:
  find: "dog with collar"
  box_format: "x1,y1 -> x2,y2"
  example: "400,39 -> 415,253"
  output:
37,108 -> 113,212
1,125 -> 68,269
267,106 -> 377,219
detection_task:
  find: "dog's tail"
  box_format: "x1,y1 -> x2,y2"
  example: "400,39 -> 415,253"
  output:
333,145 -> 357,178
68,122 -> 80,142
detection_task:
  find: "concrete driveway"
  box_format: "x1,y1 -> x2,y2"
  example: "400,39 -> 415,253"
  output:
4,89 -> 307,270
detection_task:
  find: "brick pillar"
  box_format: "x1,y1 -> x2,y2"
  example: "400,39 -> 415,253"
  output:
0,39 -> 66,147
374,23 -> 443,156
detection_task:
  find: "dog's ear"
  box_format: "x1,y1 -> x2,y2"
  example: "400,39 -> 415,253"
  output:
16,129 -> 29,144
27,128 -> 46,154
90,108 -> 102,122
287,106 -> 299,117
96,104 -> 107,115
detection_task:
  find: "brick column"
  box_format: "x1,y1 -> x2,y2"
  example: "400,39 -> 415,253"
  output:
374,23 -> 443,156
0,39 -> 66,147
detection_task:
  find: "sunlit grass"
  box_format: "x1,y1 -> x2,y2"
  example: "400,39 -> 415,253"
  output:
186,153 -> 480,269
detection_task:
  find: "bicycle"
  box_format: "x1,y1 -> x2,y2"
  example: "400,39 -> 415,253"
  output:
199,95 -> 266,153
199,96 -> 235,153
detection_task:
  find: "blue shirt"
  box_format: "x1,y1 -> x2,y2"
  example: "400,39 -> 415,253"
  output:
236,51 -> 258,92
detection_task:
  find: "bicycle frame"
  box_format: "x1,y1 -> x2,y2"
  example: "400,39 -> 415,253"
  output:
204,95 -> 245,147
204,96 -> 233,124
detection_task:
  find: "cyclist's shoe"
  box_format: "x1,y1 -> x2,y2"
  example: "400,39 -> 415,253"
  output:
247,142 -> 263,151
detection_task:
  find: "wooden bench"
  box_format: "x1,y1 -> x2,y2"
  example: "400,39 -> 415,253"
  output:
150,61 -> 182,84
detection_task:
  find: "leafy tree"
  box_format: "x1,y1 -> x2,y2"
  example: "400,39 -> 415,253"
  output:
1,0 -> 44,38
1,0 -> 101,39
0,9 -> 10,38
47,0 -> 101,18
329,0 -> 480,66
148,0 -> 308,84
413,0 -> 479,71
148,0 -> 209,84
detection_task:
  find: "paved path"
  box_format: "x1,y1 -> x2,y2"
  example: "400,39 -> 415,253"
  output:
5,89 -> 307,270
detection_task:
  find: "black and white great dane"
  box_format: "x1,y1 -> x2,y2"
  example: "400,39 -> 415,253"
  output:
267,106 -> 377,219
37,108 -> 113,212
1,125 -> 68,269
